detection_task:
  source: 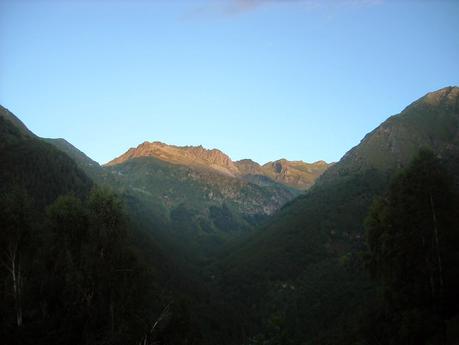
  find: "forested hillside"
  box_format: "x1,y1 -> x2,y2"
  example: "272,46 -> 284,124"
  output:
217,86 -> 459,344
103,141 -> 329,262
1,86 -> 459,345
0,108 -> 234,345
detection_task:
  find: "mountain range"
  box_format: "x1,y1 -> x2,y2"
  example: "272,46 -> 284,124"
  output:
107,140 -> 329,191
103,140 -> 329,260
0,105 -> 330,262
1,86 -> 458,345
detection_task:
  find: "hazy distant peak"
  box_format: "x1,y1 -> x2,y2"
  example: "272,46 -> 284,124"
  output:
312,160 -> 330,166
235,159 -> 261,166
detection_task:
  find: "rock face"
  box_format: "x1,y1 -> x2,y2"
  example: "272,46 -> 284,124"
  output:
107,141 -> 330,191
104,141 -> 330,251
103,152 -> 301,256
107,141 -> 240,176
261,159 -> 330,190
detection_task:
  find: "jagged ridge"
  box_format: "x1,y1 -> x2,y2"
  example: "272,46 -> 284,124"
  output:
106,141 -> 330,190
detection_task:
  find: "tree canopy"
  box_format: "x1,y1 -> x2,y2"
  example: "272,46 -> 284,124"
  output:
366,150 -> 459,345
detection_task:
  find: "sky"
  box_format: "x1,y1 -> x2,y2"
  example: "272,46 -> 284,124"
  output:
0,0 -> 458,165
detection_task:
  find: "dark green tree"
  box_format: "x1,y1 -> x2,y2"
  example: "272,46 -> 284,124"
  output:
43,195 -> 89,342
0,188 -> 34,328
86,187 -> 131,340
47,195 -> 88,265
366,150 -> 459,345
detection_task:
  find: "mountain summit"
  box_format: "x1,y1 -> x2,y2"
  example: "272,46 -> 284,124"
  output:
107,141 -> 330,191
320,86 -> 459,181
220,86 -> 459,343
106,141 -> 240,176
103,140 -> 330,254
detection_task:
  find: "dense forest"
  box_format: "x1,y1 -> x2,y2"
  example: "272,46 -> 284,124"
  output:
1,86 -> 459,345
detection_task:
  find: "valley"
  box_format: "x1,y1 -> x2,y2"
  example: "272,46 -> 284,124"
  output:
1,86 -> 459,345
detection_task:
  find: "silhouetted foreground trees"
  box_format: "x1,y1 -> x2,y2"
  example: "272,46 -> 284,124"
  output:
0,187 -> 177,345
365,150 -> 459,345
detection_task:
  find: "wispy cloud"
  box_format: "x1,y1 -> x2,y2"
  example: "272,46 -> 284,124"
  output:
229,0 -> 383,13
228,0 -> 304,14
184,0 -> 383,18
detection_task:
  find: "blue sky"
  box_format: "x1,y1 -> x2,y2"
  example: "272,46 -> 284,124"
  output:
1,0 -> 458,165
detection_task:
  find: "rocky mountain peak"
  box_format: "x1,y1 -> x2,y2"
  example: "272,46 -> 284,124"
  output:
106,141 -> 240,176
107,141 -> 331,190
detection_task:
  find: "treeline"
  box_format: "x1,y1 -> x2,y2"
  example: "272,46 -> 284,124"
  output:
0,111 -> 246,345
223,150 -> 459,345
364,150 -> 459,344
0,187 -> 209,345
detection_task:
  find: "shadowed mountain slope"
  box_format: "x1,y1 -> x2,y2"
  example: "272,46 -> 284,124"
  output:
218,86 -> 459,344
0,106 -> 93,207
